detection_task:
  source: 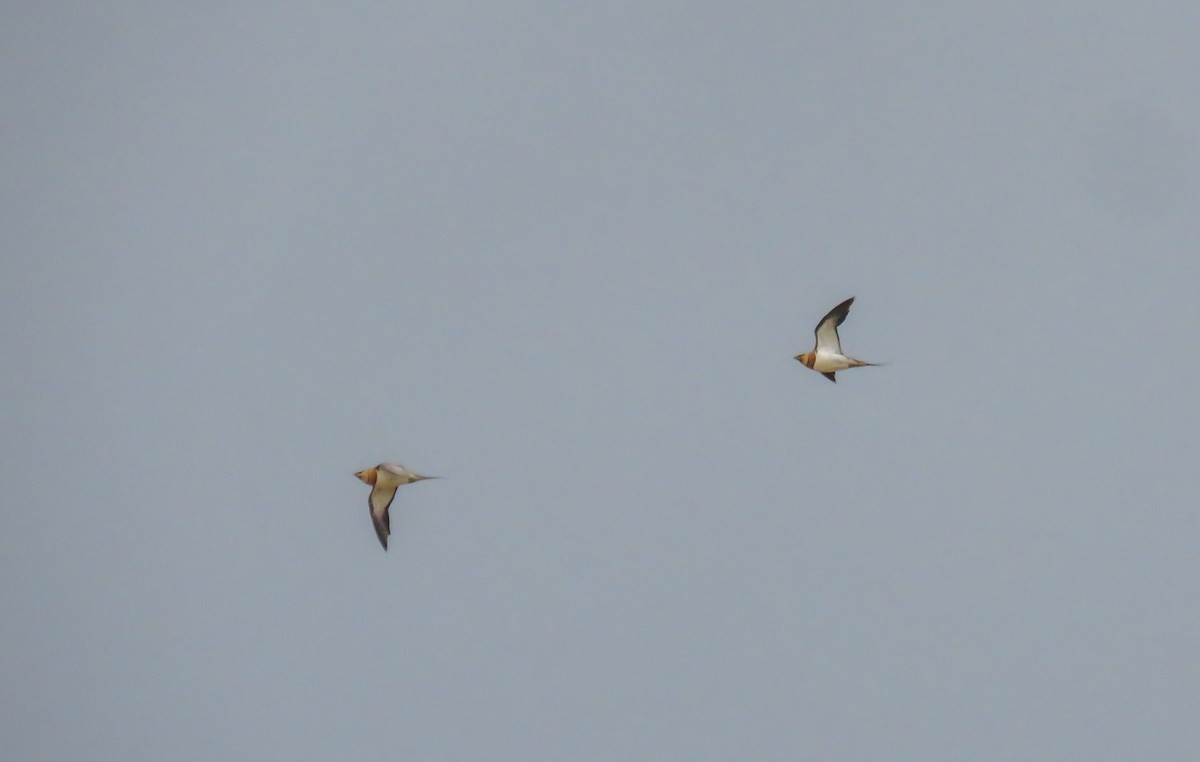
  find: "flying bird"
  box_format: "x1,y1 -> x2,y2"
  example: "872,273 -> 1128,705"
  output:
354,463 -> 437,550
794,297 -> 879,383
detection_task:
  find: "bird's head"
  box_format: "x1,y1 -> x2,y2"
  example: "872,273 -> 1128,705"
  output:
354,468 -> 377,486
794,352 -> 811,366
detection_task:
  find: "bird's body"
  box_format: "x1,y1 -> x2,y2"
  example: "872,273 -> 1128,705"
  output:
794,297 -> 879,383
354,462 -> 436,550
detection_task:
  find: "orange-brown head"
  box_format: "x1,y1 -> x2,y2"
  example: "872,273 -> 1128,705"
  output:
794,352 -> 814,369
354,467 -> 378,486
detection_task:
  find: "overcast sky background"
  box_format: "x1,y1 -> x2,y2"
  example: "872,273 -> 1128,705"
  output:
3,3 -> 1199,759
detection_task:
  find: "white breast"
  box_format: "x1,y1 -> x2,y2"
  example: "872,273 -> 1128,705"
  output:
811,352 -> 851,372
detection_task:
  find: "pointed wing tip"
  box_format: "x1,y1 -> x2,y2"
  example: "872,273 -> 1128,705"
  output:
371,510 -> 390,550
814,297 -> 857,341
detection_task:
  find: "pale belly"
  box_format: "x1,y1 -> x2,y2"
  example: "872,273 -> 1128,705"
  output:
374,472 -> 405,490
811,352 -> 852,372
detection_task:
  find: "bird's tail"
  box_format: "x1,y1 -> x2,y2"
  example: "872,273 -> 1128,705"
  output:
849,358 -> 883,368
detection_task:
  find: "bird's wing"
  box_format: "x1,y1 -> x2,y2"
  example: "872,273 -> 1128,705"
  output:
378,463 -> 407,478
813,297 -> 855,355
821,372 -> 837,383
369,486 -> 399,551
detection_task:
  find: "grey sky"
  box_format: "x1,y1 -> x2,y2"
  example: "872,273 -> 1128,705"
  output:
3,3 -> 1199,759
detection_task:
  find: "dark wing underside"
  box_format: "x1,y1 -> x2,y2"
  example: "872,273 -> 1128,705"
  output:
813,297 -> 855,355
369,487 -> 398,550
821,372 -> 837,383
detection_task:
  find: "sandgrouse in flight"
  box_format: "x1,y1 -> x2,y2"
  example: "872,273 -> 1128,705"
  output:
794,297 -> 879,383
354,462 -> 437,550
